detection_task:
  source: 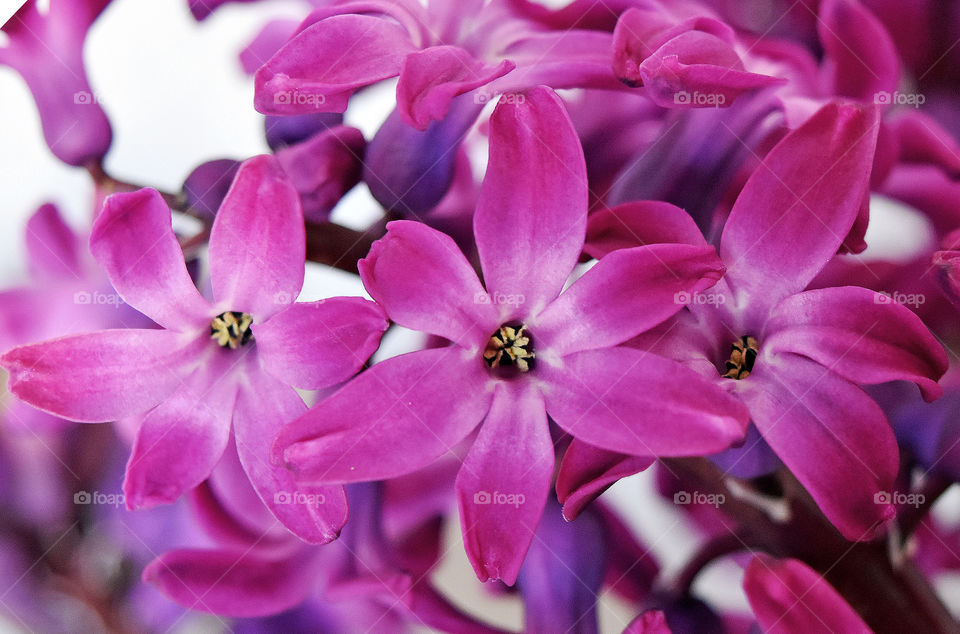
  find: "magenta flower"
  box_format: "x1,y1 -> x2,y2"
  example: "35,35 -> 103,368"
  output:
0,0 -> 113,166
587,101 -> 948,539
1,155 -> 388,543
275,87 -> 749,584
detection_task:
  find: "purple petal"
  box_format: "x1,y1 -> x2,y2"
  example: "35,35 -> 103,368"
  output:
556,440 -> 655,520
540,347 -> 749,456
475,86 -> 588,319
624,610 -> 673,634
1,329 -> 200,422
744,555 -> 871,633
181,159 -> 241,222
264,112 -> 344,151
209,155 -> 304,318
239,18 -> 299,75
764,286 -> 948,401
233,369 -> 348,544
535,243 -> 725,356
719,101 -> 880,317
143,549 -> 317,617
25,203 -> 82,281
278,348 -> 493,483
123,362 -> 237,509
740,353 -> 897,540
359,221 -> 498,349
254,15 -> 416,115
584,201 -> 708,260
456,380 -> 553,585
256,297 -> 387,390
397,45 -> 514,129
91,189 -> 212,330
818,0 -> 899,101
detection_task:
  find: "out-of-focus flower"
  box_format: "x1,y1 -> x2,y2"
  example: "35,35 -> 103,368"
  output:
0,0 -> 113,166
275,87 -> 749,584
1,156 -> 389,544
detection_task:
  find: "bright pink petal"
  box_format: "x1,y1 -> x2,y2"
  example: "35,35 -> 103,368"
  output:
474,86 -> 587,319
143,548 -> 317,617
256,297 -> 388,390
397,45 -> 514,129
744,555 -> 871,633
624,610 -> 673,634
208,155 -> 304,318
764,286 -> 947,401
254,14 -> 416,115
359,221 -> 498,349
584,200 -> 708,259
234,369 -> 348,544
535,243 -> 725,356
91,189 -> 211,330
818,0 -> 899,101
740,353 -> 897,540
540,347 -> 749,456
1,329 -> 201,422
719,102 -> 880,316
278,348 -> 493,483
556,440 -> 654,520
124,362 -> 238,508
456,380 -> 553,585
25,203 -> 81,281
491,30 -> 623,94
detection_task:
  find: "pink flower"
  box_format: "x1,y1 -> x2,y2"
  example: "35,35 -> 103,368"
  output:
1,155 -> 389,544
275,87 -> 750,584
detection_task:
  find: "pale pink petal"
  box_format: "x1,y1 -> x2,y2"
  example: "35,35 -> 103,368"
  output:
25,203 -> 81,281
456,380 -> 553,585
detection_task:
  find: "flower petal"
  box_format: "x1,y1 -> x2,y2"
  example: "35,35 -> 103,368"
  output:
256,298 -> 388,390
818,0 -> 899,101
278,347 -> 493,483
740,353 -> 897,540
233,369 -> 347,544
534,243 -> 725,356
718,102 -> 880,317
540,347 -> 749,456
1,329 -> 200,422
124,361 -> 238,508
91,189 -> 211,330
474,86 -> 588,319
764,286 -> 947,401
143,548 -> 317,618
359,221 -> 498,349
556,439 -> 654,520
584,201 -> 708,260
254,14 -> 416,115
208,155 -> 305,318
397,45 -> 514,129
25,203 -> 82,281
743,555 -> 871,633
456,380 -> 553,585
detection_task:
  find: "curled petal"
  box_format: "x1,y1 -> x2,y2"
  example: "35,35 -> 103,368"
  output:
818,0 -> 899,101
585,201 -> 708,259
556,440 -> 654,520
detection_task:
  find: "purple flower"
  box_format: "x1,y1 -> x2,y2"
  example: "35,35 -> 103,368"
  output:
588,101 -> 947,539
0,0 -> 113,166
275,87 -> 749,584
1,155 -> 389,543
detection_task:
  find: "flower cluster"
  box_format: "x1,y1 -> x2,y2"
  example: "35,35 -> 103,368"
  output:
2,0 -> 960,631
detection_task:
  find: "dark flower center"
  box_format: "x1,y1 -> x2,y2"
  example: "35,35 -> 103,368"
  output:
722,335 -> 758,380
210,311 -> 254,349
483,324 -> 535,373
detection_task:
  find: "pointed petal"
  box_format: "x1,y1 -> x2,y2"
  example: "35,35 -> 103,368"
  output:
556,440 -> 654,520
279,348 -> 493,483
124,363 -> 238,508
719,102 -> 880,316
534,243 -> 725,356
91,189 -> 211,330
143,549 -> 316,618
397,45 -> 514,129
744,555 -> 871,633
818,0 -> 899,101
540,347 -> 749,456
741,353 -> 897,540
584,201 -> 707,260
209,155 -> 304,318
474,86 -> 588,319
26,203 -> 81,281
765,286 -> 947,401
234,370 -> 347,544
1,329 -> 201,422
254,14 -> 416,115
256,298 -> 388,390
359,221 -> 498,349
456,380 -> 553,585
